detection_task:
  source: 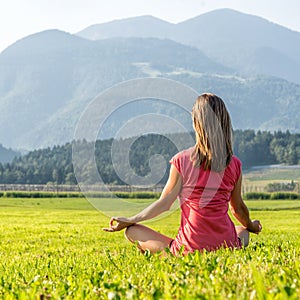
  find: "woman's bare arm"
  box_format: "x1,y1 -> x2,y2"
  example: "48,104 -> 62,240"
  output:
103,165 -> 182,232
230,174 -> 262,233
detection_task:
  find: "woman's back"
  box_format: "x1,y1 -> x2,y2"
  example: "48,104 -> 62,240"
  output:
170,147 -> 242,254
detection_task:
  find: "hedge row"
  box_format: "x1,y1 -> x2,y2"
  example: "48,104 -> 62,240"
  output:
1,190 -> 298,200
83,191 -> 160,199
244,192 -> 300,200
0,191 -> 160,199
3,191 -> 84,198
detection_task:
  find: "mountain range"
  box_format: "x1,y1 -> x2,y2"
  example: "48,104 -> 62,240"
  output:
78,9 -> 300,84
0,9 -> 299,151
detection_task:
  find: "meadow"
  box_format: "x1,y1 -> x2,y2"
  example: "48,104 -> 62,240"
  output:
243,166 -> 300,193
0,196 -> 299,299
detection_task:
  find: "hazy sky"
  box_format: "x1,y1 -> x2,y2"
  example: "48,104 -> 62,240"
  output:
1,0 -> 300,53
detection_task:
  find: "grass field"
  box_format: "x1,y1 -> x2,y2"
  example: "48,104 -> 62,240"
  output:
244,166 -> 300,181
0,197 -> 299,299
243,166 -> 300,193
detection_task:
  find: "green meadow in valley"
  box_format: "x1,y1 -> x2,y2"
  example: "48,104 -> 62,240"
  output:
0,197 -> 299,299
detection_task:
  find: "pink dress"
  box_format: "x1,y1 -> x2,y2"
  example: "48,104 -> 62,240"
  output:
169,147 -> 242,255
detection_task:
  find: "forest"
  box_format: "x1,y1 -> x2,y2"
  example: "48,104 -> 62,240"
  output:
0,130 -> 299,185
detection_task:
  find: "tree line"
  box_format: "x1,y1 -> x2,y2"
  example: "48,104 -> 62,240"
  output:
0,130 -> 299,185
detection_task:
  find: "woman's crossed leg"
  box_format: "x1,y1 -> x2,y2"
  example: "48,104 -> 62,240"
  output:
125,224 -> 250,254
125,224 -> 173,254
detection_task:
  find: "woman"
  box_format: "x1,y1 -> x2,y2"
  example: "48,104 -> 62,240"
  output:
104,93 -> 262,255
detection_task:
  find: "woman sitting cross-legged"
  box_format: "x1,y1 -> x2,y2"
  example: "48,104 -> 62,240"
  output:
103,93 -> 262,255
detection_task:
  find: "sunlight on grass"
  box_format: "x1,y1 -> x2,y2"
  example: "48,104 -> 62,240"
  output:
0,197 -> 299,299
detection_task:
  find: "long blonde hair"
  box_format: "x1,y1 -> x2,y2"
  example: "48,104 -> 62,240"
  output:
191,93 -> 233,172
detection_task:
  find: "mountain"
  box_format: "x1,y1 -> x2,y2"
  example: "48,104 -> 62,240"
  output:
0,30 -> 93,148
0,21 -> 300,150
78,9 -> 300,85
0,144 -> 20,163
0,30 -> 230,149
77,15 -> 173,40
175,9 -> 300,84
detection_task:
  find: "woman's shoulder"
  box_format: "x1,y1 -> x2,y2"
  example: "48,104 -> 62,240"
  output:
227,155 -> 242,178
170,147 -> 194,175
231,155 -> 242,167
170,147 -> 193,168
172,147 -> 194,160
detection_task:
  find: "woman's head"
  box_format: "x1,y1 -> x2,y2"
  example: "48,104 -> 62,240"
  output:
191,93 -> 233,172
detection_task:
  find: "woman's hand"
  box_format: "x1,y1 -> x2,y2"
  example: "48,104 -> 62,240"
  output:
103,217 -> 135,232
248,219 -> 262,234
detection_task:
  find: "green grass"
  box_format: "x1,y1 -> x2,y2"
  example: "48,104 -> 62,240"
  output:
244,167 -> 300,181
242,166 -> 300,194
246,200 -> 300,211
0,197 -> 299,299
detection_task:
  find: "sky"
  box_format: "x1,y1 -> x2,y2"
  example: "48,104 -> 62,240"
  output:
1,0 -> 300,53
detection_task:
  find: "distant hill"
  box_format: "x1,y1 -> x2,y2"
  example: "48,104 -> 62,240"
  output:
0,18 -> 300,150
77,15 -> 173,40
0,144 -> 20,163
78,9 -> 300,84
0,30 -> 230,149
